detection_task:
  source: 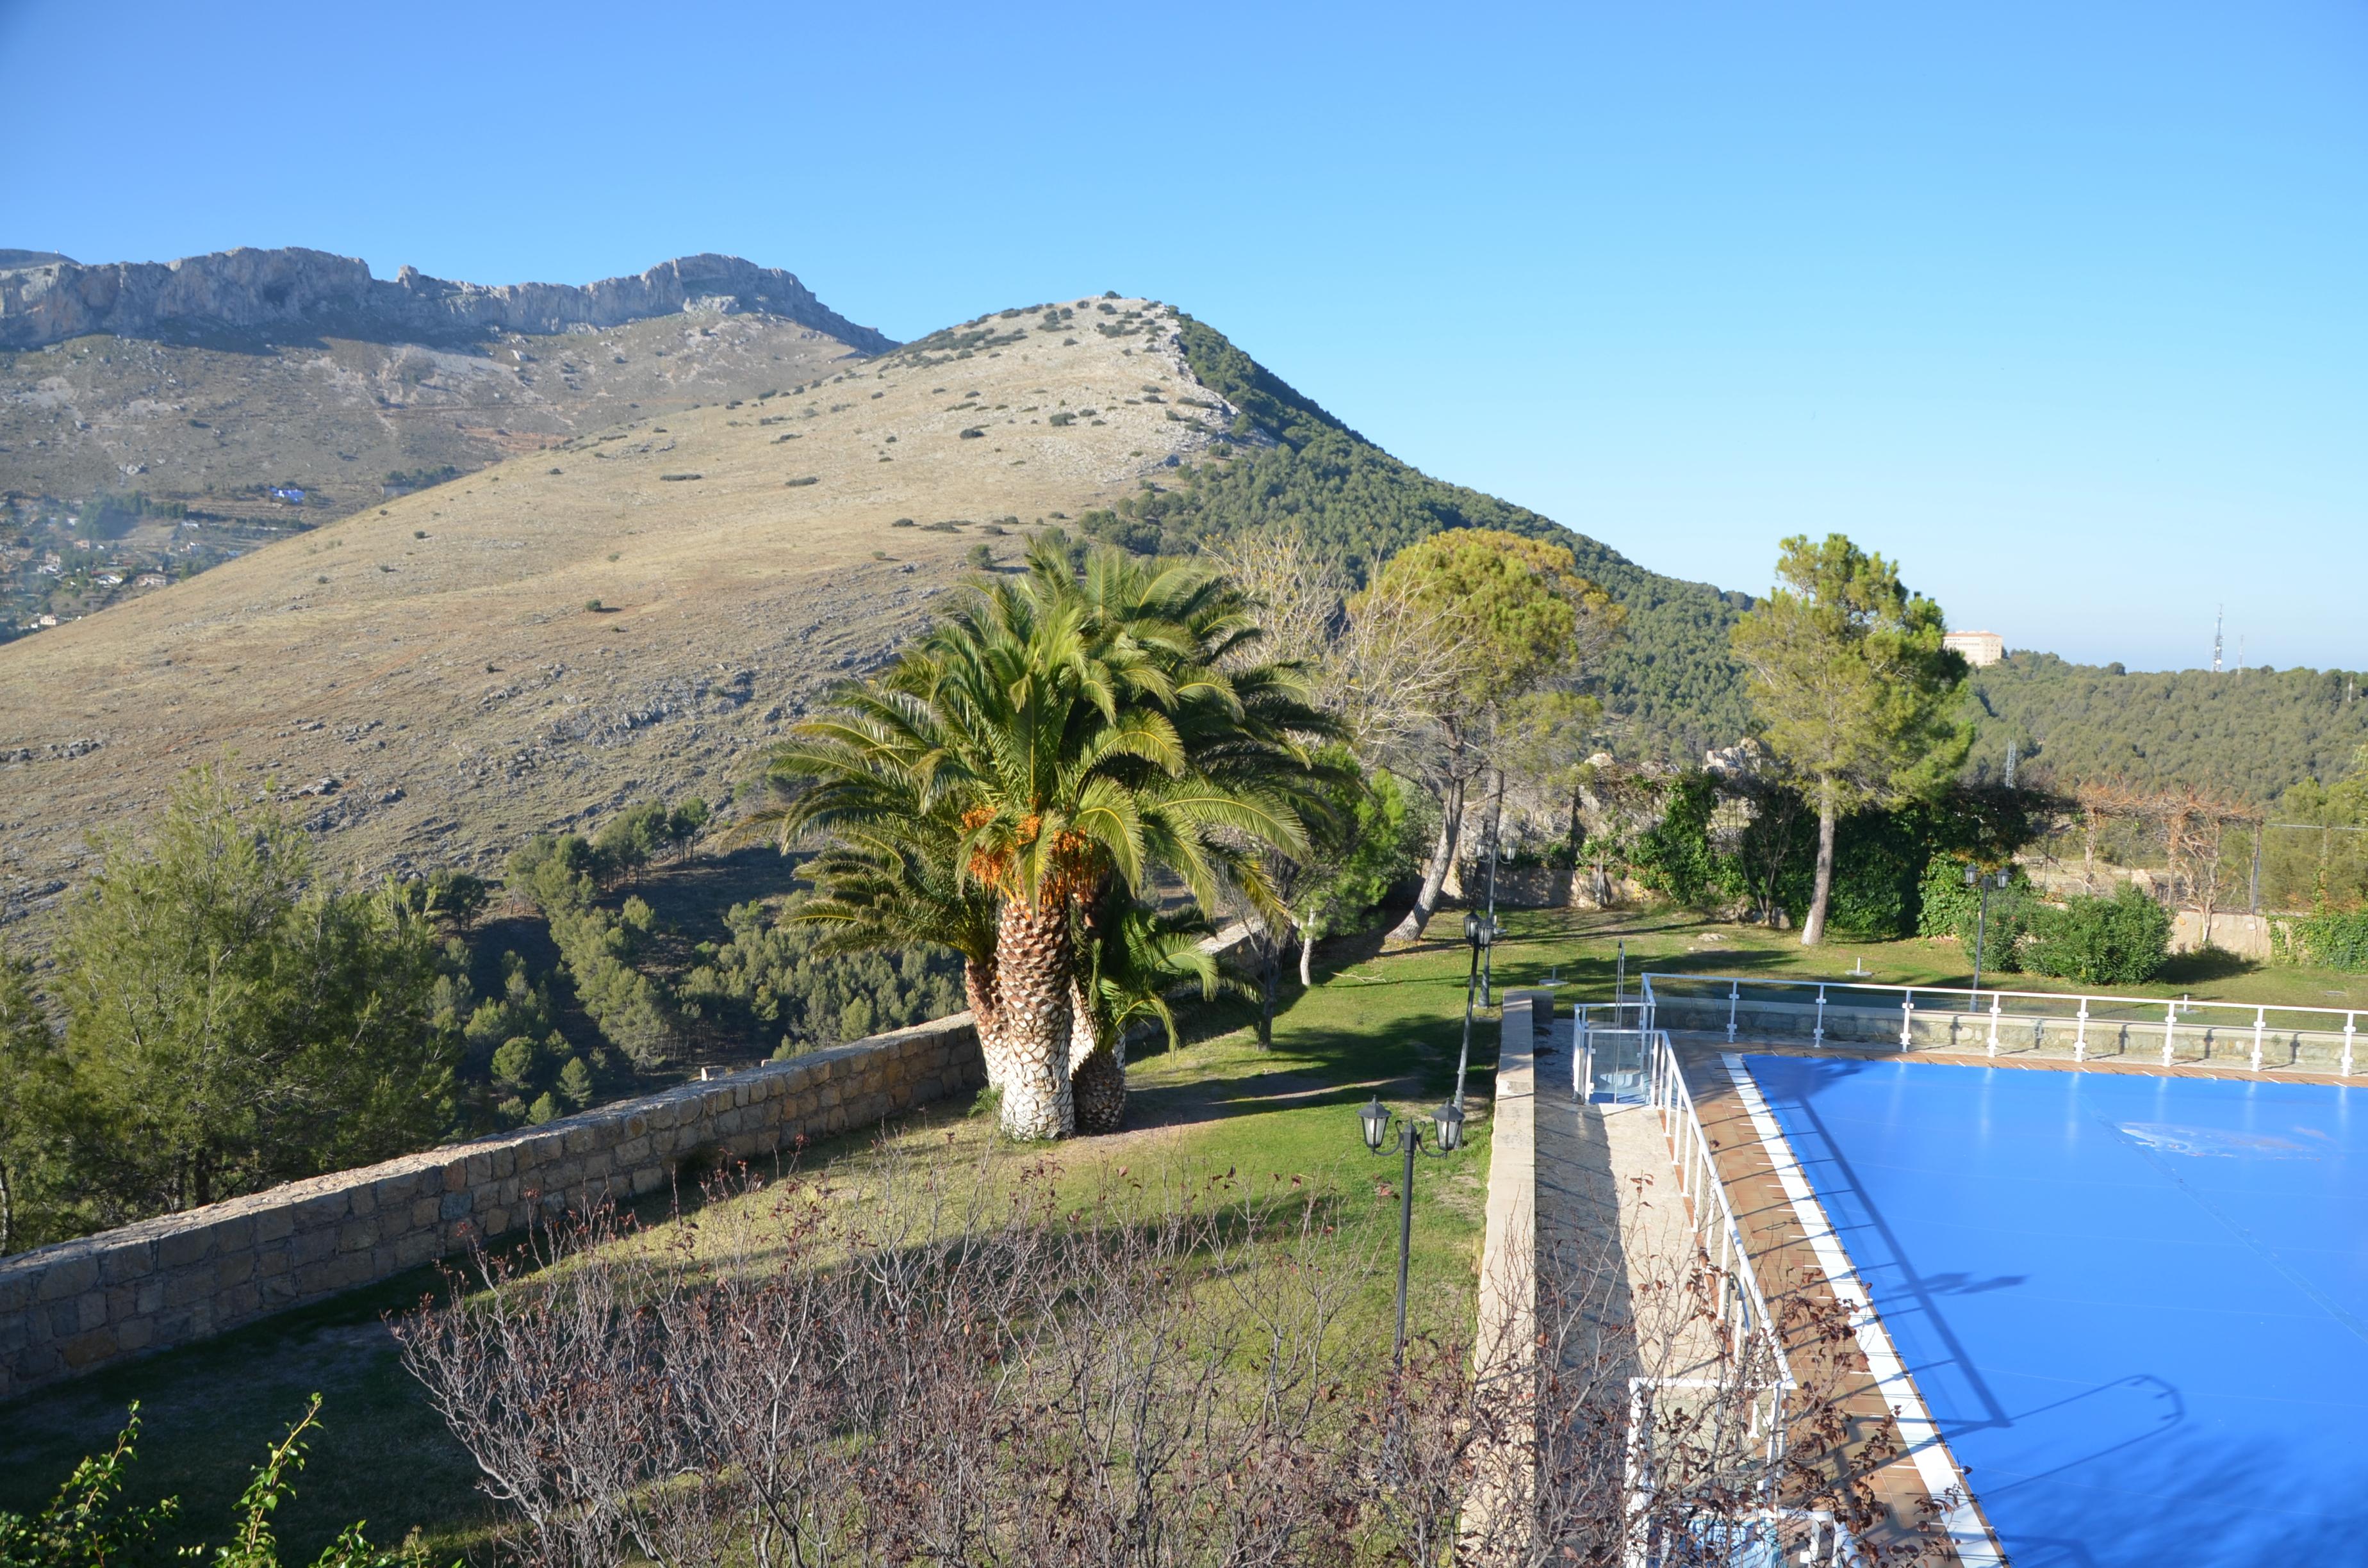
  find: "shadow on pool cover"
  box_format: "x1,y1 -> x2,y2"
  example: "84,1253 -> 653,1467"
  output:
1742,1054 -> 2368,1567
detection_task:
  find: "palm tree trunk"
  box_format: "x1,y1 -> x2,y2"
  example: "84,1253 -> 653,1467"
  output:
1067,975 -> 1127,1134
1802,786 -> 1838,947
1299,929 -> 1315,988
991,897 -> 1074,1139
963,959 -> 1007,1093
1387,773 -> 1466,943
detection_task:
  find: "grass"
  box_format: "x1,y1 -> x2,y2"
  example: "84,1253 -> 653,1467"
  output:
0,917 -> 1520,1562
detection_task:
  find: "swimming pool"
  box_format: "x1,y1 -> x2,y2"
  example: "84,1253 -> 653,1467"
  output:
1742,1054 -> 2368,1567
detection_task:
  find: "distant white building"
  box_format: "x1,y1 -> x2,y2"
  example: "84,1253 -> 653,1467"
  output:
1945,630 -> 2005,667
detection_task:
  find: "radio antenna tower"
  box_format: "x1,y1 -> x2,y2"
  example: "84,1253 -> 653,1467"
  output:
2212,605 -> 2224,673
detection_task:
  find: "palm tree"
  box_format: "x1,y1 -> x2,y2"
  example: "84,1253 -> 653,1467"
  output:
1067,888 -> 1226,1133
755,539 -> 1328,1139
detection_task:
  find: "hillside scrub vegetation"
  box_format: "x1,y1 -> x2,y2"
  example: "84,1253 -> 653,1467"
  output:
1081,315 -> 1759,765
0,769 -> 459,1252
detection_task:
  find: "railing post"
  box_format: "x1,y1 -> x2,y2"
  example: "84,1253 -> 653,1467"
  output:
2346,1014 -> 2357,1079
2163,999 -> 2178,1067
2252,1008 -> 2267,1074
1987,993 -> 2003,1057
1727,979 -> 1739,1042
2075,997 -> 2089,1063
1814,984 -> 1827,1046
1900,989 -> 1914,1050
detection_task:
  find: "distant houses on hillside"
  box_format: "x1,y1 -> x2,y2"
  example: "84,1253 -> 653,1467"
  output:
1945,630 -> 2005,667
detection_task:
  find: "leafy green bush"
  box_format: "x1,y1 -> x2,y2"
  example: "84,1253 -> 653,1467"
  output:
1629,773 -> 1726,908
2280,909 -> 2368,972
0,1398 -> 432,1568
2023,888 -> 2172,985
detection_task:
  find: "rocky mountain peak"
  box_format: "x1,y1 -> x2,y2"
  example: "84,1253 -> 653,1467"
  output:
0,247 -> 895,354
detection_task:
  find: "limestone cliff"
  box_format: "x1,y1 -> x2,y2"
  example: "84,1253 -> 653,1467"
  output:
0,247 -> 896,354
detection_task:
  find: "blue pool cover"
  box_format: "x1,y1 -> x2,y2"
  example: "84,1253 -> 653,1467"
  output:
1743,1054 -> 2368,1567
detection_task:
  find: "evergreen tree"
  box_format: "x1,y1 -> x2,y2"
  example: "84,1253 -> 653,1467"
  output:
1731,536 -> 1969,945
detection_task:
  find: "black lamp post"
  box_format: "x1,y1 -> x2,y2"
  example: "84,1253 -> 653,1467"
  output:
1358,1094 -> 1465,1371
1965,864 -> 2011,993
1453,911 -> 1497,1117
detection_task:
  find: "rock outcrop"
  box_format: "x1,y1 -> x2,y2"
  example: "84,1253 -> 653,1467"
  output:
0,247 -> 896,354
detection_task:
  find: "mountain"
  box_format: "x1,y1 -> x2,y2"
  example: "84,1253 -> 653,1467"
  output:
0,248 -> 892,354
0,296 -> 1233,931
1,250 -> 898,639
0,288 -> 1766,938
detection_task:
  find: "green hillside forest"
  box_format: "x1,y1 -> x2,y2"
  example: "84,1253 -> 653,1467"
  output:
1964,654 -> 2368,804
1080,316 -> 1760,765
1115,320 -> 2367,801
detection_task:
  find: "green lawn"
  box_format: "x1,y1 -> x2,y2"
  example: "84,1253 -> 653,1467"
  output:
0,920 -> 1520,1563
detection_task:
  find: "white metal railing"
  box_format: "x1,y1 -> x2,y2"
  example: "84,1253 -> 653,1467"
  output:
1640,972 -> 2362,1075
1642,1030 -> 1793,1392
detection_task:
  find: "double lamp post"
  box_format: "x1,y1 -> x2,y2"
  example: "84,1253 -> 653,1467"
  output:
1354,910 -> 1493,1371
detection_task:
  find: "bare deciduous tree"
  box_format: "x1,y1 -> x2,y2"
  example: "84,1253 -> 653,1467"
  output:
395,1144 -> 1952,1567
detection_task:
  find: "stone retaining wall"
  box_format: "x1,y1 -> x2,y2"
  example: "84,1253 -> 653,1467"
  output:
0,1015 -> 985,1403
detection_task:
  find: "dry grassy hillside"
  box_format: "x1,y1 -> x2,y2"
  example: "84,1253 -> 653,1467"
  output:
0,298 -> 1237,933
0,311 -> 873,518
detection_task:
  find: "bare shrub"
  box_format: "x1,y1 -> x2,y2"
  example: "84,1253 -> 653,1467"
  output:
395,1145 -> 1948,1567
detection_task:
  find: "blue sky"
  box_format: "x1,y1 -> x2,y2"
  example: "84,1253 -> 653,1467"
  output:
5,1 -> 2361,671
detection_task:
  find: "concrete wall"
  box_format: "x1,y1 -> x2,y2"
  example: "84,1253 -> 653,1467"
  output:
0,1015 -> 985,1403
2172,910 -> 2278,961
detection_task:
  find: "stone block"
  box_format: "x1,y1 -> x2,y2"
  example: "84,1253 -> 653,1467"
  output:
216,1252 -> 256,1289
99,1242 -> 159,1285
36,1254 -> 99,1301
78,1293 -> 110,1333
346,1183 -> 378,1217
163,1268 -> 214,1309
223,1282 -> 261,1321
113,1314 -> 156,1353
0,1273 -> 29,1315
338,1220 -> 379,1255
60,1328 -> 120,1368
254,1206 -> 297,1244
443,1161 -> 470,1193
440,1189 -> 475,1221
157,1227 -> 218,1270
135,1280 -> 166,1314
289,1191 -> 349,1232
394,1229 -> 441,1270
